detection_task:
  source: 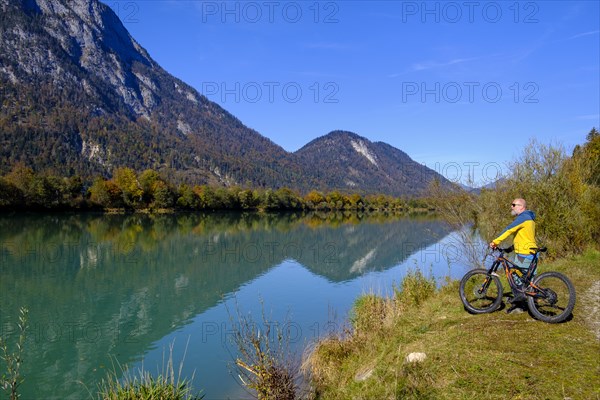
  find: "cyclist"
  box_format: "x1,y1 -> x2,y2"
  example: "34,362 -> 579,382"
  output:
489,198 -> 537,305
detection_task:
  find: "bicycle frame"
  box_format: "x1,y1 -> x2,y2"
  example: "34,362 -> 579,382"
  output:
486,247 -> 544,297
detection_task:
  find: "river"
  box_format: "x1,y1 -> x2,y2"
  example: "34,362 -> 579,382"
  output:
0,212 -> 473,399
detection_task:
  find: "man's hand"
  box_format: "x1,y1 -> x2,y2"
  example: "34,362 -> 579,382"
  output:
489,242 -> 497,249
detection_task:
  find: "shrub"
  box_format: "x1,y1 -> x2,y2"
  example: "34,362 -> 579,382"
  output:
394,270 -> 436,309
228,302 -> 301,400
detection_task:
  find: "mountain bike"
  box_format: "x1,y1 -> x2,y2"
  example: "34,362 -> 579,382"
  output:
459,246 -> 576,323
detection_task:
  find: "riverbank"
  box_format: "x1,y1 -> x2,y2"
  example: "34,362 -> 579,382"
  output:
0,212 -> 454,399
306,249 -> 600,399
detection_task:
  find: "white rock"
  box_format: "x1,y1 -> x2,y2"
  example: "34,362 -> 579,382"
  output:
405,352 -> 427,363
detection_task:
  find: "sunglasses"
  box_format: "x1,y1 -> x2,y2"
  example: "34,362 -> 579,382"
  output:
511,203 -> 522,207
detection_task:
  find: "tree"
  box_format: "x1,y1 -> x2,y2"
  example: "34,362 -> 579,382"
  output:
215,187 -> 237,209
139,169 -> 160,205
195,185 -> 218,209
177,185 -> 199,209
113,167 -> 143,208
89,178 -> 122,208
152,180 -> 175,209
275,187 -> 302,210
36,175 -> 65,207
0,178 -> 23,208
567,128 -> 600,243
582,127 -> 600,186
346,193 -> 363,210
326,191 -> 343,208
304,190 -> 325,209
262,189 -> 279,210
65,176 -> 83,199
4,165 -> 35,205
238,189 -> 259,210
586,127 -> 599,141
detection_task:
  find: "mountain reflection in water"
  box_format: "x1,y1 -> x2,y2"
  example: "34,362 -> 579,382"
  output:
0,212 -> 468,399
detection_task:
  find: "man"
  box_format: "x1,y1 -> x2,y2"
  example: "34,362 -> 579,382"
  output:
489,198 -> 537,305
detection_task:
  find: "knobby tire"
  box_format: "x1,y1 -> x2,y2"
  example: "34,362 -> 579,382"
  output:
527,271 -> 576,323
459,269 -> 503,314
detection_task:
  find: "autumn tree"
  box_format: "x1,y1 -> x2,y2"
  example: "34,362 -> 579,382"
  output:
139,169 -> 161,204
89,177 -> 122,208
238,189 -> 260,210
4,165 -> 35,205
304,190 -> 326,209
113,167 -> 143,208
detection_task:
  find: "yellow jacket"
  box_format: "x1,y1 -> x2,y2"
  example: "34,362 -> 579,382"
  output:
492,210 -> 537,254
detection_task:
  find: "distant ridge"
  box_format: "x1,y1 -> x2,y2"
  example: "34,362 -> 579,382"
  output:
295,131 -> 451,196
0,0 -> 451,196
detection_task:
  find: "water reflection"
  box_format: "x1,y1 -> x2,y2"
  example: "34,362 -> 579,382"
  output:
0,212 -> 454,399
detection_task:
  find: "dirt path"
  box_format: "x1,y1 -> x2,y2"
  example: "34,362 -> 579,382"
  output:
581,280 -> 600,341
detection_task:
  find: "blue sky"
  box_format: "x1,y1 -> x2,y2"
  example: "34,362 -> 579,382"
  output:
106,1 -> 599,185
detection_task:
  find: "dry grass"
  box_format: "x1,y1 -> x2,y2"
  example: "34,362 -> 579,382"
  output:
228,300 -> 302,400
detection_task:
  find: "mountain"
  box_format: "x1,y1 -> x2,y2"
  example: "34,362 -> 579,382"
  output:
0,0 -> 449,196
295,131 -> 450,196
0,0 -> 309,188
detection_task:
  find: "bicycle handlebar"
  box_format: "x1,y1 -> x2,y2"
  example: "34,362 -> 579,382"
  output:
491,246 -> 547,255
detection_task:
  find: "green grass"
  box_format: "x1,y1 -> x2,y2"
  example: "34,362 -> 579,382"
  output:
97,370 -> 202,400
307,249 -> 600,399
96,342 -> 203,400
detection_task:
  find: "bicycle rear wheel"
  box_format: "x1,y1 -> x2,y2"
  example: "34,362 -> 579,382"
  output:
459,269 -> 503,314
527,271 -> 576,323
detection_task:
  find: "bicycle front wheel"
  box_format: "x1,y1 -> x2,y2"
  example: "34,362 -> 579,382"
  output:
527,271 -> 576,323
459,269 -> 503,314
